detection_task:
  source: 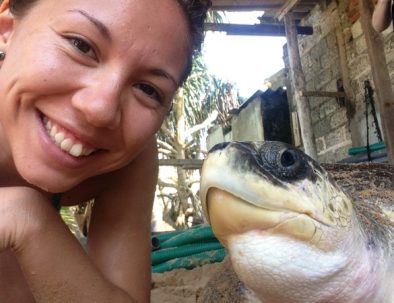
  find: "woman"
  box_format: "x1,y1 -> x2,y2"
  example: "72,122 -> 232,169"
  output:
0,0 -> 210,302
372,0 -> 393,32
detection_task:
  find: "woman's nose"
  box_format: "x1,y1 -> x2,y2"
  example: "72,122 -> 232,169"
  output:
71,79 -> 122,130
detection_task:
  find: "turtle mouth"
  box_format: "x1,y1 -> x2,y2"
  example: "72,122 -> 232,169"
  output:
206,188 -> 326,247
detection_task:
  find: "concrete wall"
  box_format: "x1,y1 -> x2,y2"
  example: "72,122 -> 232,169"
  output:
206,98 -> 264,150
232,98 -> 264,142
206,125 -> 225,151
206,89 -> 292,151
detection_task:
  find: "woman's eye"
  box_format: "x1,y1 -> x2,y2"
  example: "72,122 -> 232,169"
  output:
135,83 -> 162,103
67,37 -> 96,59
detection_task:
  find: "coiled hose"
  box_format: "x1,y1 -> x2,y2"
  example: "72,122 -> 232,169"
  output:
151,224 -> 226,273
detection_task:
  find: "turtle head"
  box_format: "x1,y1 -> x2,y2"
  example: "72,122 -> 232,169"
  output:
200,141 -> 390,302
200,141 -> 354,251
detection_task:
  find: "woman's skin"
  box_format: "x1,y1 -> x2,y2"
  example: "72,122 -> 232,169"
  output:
0,0 -> 190,301
372,0 -> 393,32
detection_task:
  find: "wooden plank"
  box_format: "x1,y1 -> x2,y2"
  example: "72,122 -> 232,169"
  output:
210,0 -> 320,11
299,91 -> 346,98
211,0 -> 281,11
204,23 -> 313,36
159,159 -> 203,169
284,13 -> 318,159
359,0 -> 394,164
276,0 -> 301,21
291,111 -> 302,147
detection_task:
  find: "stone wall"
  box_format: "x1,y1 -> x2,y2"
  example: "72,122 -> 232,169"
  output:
284,0 -> 391,162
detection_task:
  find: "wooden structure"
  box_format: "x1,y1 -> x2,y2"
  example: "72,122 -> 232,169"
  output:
159,159 -> 203,170
211,0 -> 323,18
358,0 -> 394,164
204,22 -> 313,36
203,0 -> 394,164
284,12 -> 317,159
209,0 -> 326,159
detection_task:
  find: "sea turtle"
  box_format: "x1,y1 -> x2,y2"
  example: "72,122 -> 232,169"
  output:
198,141 -> 393,303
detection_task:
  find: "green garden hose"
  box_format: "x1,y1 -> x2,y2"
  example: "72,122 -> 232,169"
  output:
152,248 -> 226,273
151,224 -> 227,273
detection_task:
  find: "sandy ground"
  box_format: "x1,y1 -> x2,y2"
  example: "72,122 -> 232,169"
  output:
151,262 -> 222,303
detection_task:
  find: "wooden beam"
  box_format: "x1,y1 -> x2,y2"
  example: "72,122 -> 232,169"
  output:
299,91 -> 346,98
359,0 -> 394,164
211,5 -> 275,11
211,0 -> 278,11
284,13 -> 317,159
159,159 -> 203,169
276,0 -> 301,21
204,23 -> 313,36
210,0 -> 319,12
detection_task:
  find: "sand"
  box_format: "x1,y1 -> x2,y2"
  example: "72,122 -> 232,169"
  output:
151,262 -> 222,303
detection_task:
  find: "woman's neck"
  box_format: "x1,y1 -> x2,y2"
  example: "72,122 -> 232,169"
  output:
0,162 -> 29,187
0,126 -> 29,187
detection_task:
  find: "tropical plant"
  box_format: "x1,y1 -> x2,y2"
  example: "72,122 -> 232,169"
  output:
156,50 -> 241,229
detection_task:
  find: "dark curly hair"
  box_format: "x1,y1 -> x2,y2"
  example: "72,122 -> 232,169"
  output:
7,0 -> 212,83
176,0 -> 211,81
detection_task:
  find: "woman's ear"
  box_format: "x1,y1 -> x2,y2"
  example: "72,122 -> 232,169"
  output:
0,0 -> 14,48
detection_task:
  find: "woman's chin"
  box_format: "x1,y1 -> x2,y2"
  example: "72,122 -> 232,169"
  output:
22,173 -> 78,194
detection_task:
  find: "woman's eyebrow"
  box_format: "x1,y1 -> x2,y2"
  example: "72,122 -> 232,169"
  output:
67,9 -> 111,42
150,68 -> 179,88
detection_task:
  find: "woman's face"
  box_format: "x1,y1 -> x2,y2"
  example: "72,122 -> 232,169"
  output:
0,0 -> 189,191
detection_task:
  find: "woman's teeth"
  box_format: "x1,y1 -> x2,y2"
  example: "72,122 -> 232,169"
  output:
43,117 -> 96,157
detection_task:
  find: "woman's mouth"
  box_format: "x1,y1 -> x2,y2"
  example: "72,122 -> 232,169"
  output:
42,116 -> 98,158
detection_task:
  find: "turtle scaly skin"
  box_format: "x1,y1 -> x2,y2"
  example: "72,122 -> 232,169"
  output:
199,141 -> 393,303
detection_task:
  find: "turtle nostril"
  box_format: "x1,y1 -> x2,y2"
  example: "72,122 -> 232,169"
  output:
280,150 -> 296,167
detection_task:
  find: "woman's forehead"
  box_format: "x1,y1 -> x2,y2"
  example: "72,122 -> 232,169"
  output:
17,0 -> 190,81
27,0 -> 187,30
18,0 -> 189,47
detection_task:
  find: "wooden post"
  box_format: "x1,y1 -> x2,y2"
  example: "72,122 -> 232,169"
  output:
359,0 -> 394,164
335,25 -> 355,118
284,13 -> 318,159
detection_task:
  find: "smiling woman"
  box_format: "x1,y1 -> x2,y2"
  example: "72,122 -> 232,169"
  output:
0,0 -> 211,302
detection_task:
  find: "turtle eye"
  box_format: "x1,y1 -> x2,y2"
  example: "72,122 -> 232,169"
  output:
258,141 -> 307,180
280,149 -> 296,167
276,148 -> 304,178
